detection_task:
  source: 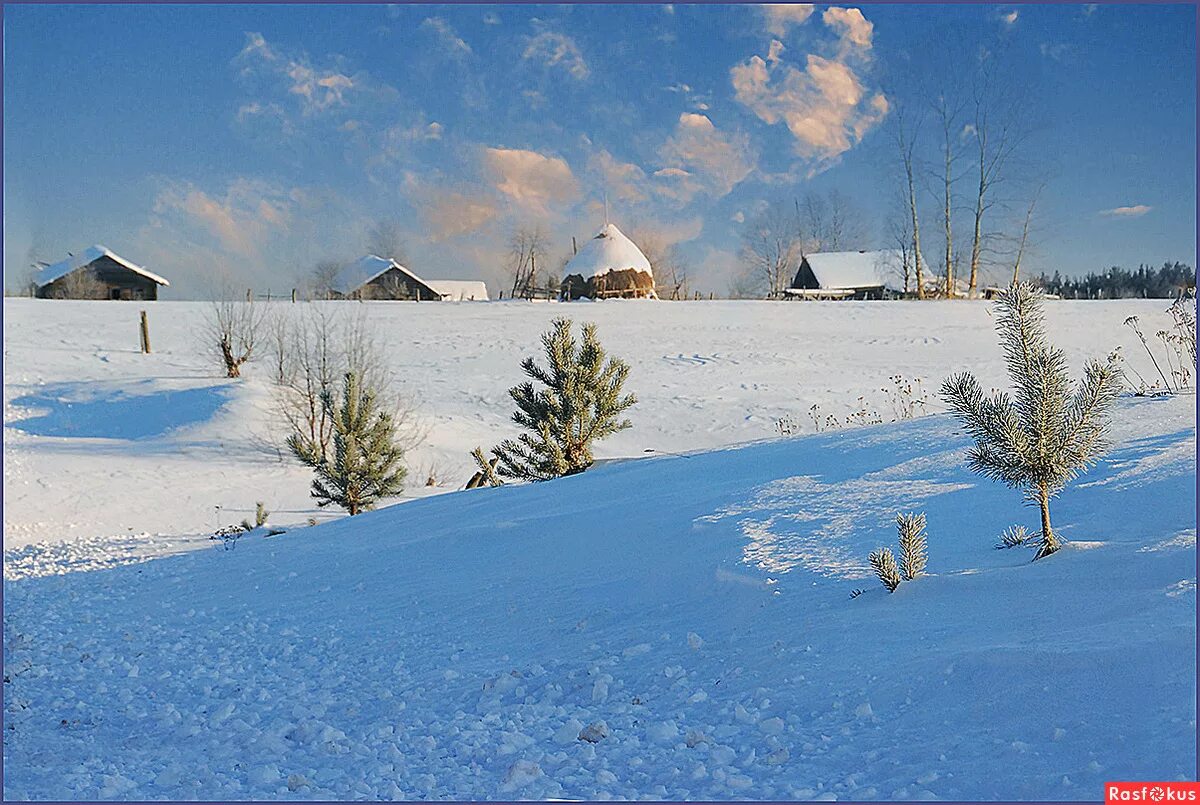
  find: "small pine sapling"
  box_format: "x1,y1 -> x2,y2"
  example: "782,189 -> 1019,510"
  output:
995,525 -> 1033,549
298,371 -> 407,515
941,284 -> 1124,559
896,512 -> 928,580
869,547 -> 902,593
485,318 -> 636,481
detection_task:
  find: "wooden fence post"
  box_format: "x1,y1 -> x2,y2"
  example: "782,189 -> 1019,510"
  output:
139,310 -> 151,354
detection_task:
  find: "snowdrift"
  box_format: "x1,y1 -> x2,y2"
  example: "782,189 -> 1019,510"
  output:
4,398 -> 1195,800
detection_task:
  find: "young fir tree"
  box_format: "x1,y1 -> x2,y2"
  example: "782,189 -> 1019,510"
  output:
941,283 -> 1123,559
869,547 -> 902,593
295,371 -> 407,515
486,318 -> 636,481
896,512 -> 928,580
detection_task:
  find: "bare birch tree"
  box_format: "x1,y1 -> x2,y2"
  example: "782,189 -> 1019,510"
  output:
308,260 -> 344,300
931,88 -> 967,297
506,227 -> 548,299
634,231 -> 690,300
741,206 -> 801,298
889,99 -> 927,298
966,59 -> 1032,296
799,189 -> 869,254
1010,184 -> 1043,286
367,219 -> 408,264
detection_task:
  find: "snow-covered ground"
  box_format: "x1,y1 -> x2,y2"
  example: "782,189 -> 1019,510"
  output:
3,297 -> 1196,799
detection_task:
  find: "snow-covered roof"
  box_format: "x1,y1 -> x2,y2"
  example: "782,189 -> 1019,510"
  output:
34,245 -> 169,288
332,255 -> 435,297
798,250 -> 907,292
564,223 -> 652,279
425,280 -> 489,301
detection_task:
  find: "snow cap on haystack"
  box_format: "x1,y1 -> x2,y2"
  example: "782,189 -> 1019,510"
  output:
565,223 -> 653,280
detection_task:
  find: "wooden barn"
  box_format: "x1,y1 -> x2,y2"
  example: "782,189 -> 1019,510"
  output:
560,223 -> 656,301
784,250 -> 907,301
34,246 -> 169,300
330,255 -> 443,301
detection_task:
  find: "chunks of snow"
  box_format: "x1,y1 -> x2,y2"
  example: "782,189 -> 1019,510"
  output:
646,719 -> 679,743
578,721 -> 610,743
501,760 -> 542,792
553,718 -> 584,745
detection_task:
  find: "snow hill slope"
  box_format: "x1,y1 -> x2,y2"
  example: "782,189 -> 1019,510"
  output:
3,297 -> 1185,555
4,395 -> 1195,800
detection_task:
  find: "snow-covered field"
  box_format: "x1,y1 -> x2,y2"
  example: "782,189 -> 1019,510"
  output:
3,298 -> 1196,799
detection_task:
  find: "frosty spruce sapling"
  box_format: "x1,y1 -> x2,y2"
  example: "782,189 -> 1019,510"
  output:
478,317 -> 636,482
941,283 -> 1124,559
296,370 -> 407,515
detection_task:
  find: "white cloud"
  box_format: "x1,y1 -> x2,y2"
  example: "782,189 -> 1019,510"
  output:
1100,205 -> 1153,218
522,32 -> 589,80
285,63 -> 355,113
589,150 -> 649,203
1039,42 -> 1074,62
762,4 -> 816,37
658,113 -> 757,201
420,188 -> 501,241
236,32 -> 367,117
731,23 -> 887,169
483,11 -> 501,25
422,17 -> 472,57
483,147 -> 581,214
732,53 -> 887,166
822,7 -> 874,49
151,178 -> 296,258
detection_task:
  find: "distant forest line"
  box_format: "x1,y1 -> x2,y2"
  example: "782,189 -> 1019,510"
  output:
1032,261 -> 1195,299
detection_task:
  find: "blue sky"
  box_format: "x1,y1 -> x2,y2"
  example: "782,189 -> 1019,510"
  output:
4,3 -> 1195,297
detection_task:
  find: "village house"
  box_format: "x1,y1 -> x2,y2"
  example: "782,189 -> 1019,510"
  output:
784,250 -> 908,301
329,255 -> 443,301
326,256 -> 489,302
34,245 -> 169,300
560,223 -> 656,301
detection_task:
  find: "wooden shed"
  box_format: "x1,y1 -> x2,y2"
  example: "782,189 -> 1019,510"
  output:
330,255 -> 442,301
34,246 -> 169,300
785,250 -> 907,301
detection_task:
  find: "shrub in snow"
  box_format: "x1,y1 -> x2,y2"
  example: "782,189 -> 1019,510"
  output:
211,524 -> 245,551
896,512 -> 928,580
868,547 -> 901,593
240,501 -> 269,531
941,283 -> 1123,560
995,524 -> 1033,549
1124,315 -> 1175,394
1166,290 -> 1196,386
481,318 -> 636,481
296,371 -> 407,516
203,294 -> 267,379
276,306 -> 421,468
466,446 -> 503,488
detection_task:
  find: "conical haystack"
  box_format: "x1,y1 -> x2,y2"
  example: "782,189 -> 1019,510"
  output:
560,224 -> 656,300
